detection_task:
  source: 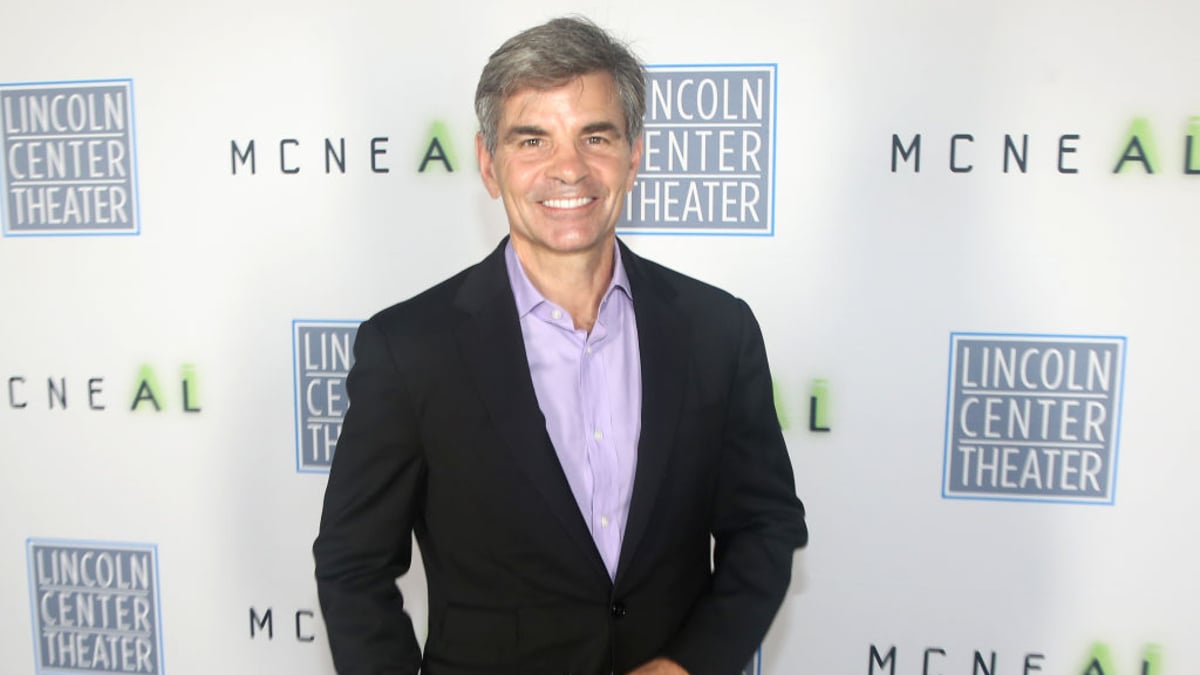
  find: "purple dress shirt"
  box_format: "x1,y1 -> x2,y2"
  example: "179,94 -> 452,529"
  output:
504,241 -> 642,580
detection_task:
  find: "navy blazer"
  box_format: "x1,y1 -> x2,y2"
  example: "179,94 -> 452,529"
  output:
314,238 -> 807,675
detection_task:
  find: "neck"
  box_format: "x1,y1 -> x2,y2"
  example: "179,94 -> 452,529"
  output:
512,237 -> 616,332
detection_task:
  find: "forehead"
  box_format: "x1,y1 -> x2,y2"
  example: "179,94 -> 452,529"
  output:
498,72 -> 624,128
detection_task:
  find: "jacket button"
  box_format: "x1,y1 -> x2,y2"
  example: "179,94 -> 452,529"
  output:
610,601 -> 627,618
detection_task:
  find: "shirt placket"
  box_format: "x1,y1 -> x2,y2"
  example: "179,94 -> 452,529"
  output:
584,317 -> 621,577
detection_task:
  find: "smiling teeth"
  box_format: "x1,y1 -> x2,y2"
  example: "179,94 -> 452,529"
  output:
543,197 -> 593,209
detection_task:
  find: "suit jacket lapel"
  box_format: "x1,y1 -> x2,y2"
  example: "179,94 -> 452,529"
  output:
615,241 -> 688,586
453,240 -> 609,581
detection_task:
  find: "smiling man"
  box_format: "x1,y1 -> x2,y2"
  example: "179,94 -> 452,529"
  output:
314,17 -> 807,675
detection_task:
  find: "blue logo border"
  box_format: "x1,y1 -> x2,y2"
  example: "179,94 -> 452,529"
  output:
0,78 -> 142,238
620,63 -> 779,238
941,331 -> 1128,506
293,318 -> 360,474
26,537 -> 165,675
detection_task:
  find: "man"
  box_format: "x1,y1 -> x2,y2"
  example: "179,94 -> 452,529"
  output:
314,17 -> 807,675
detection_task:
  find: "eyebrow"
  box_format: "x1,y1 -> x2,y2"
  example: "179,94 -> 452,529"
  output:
505,125 -> 547,141
581,122 -> 621,137
502,122 -> 623,143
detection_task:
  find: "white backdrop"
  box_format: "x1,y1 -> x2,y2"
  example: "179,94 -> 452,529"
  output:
2,1 -> 1197,674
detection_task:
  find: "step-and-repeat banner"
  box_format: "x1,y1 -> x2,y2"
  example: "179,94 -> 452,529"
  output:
2,1 -> 1195,674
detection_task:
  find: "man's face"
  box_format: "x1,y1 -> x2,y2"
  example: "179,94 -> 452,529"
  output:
477,72 -> 642,258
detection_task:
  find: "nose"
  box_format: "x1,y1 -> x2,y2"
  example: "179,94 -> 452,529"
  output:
547,140 -> 588,185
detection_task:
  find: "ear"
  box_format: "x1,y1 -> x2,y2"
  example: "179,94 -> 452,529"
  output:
625,133 -> 643,192
476,132 -> 501,199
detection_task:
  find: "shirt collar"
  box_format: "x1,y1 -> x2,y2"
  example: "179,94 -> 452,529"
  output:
504,239 -> 632,319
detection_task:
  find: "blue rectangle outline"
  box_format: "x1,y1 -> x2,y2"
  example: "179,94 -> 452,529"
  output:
293,319 -> 361,475
0,78 -> 142,238
618,63 -> 777,238
941,331 -> 1127,506
941,331 -> 1127,504
941,491 -> 1117,506
26,537 -> 165,675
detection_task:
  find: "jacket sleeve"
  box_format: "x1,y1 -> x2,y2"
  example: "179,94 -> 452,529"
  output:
313,318 -> 426,675
664,299 -> 808,675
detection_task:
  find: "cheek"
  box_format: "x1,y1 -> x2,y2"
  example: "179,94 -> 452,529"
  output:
498,162 -> 538,193
623,171 -> 637,192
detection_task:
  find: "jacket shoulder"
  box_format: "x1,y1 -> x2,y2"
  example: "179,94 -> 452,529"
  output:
630,251 -> 746,319
367,266 -> 473,336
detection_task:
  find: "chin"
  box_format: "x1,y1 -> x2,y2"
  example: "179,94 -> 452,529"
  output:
544,227 -> 608,247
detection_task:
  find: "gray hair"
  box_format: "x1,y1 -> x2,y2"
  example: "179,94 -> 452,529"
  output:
475,16 -> 646,155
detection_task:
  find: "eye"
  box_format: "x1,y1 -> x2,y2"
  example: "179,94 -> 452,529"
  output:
585,135 -> 607,145
520,137 -> 544,148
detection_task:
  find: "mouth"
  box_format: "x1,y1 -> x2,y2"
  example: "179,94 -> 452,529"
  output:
540,197 -> 595,209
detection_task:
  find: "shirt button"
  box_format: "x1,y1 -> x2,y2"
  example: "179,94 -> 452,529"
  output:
600,515 -> 610,528
593,429 -> 603,441
551,309 -> 562,320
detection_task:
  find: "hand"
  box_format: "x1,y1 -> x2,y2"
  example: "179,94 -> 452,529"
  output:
626,657 -> 689,675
